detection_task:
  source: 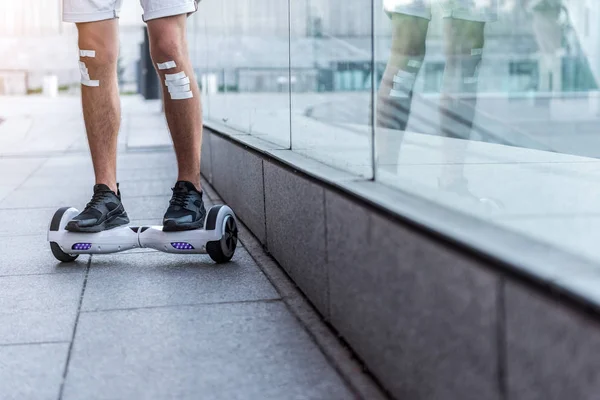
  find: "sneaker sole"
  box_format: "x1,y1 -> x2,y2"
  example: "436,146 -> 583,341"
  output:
65,210 -> 130,233
162,218 -> 205,232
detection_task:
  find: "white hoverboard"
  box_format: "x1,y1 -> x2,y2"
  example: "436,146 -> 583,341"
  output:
47,205 -> 238,264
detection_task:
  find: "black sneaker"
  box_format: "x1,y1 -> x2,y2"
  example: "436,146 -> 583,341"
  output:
65,184 -> 130,233
163,181 -> 206,232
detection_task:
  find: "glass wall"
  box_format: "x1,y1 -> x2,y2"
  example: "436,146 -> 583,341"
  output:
190,0 -> 292,148
191,0 -> 600,265
289,0 -> 374,178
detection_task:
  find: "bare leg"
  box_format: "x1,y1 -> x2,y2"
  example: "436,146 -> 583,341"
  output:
147,15 -> 202,190
77,19 -> 120,194
376,13 -> 429,166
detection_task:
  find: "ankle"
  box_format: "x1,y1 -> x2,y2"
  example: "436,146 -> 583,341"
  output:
177,178 -> 201,192
97,181 -> 118,194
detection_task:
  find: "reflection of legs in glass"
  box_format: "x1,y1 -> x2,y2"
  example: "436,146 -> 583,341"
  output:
439,18 -> 501,210
376,13 -> 429,167
530,3 -> 563,93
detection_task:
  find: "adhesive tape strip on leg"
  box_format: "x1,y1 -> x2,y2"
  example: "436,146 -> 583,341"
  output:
389,89 -> 410,98
165,71 -> 187,81
157,61 -> 177,70
82,79 -> 100,87
78,59 -> 99,86
170,91 -> 194,100
78,61 -> 88,74
407,59 -> 422,68
393,70 -> 416,85
168,84 -> 191,93
79,50 -> 96,58
471,48 -> 483,56
165,76 -> 191,86
390,70 -> 416,98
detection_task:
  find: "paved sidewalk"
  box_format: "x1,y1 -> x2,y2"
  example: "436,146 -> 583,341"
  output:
0,96 -> 359,399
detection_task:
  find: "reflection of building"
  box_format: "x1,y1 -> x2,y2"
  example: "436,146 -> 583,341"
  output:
560,0 -> 600,90
191,0 -> 598,95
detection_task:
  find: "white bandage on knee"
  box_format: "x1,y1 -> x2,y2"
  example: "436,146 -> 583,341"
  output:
165,71 -> 186,81
407,59 -> 422,68
157,60 -> 177,70
165,76 -> 190,86
79,50 -> 96,58
462,49 -> 483,89
163,65 -> 194,100
79,50 -> 100,87
389,70 -> 416,99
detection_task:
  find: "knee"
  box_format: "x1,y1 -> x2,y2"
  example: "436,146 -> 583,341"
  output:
390,35 -> 426,59
77,36 -> 118,67
150,34 -> 185,64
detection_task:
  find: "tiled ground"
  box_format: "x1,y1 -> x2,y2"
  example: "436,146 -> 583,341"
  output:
0,97 -> 354,400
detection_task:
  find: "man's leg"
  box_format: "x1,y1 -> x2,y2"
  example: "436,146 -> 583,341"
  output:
147,15 -> 202,190
146,14 -> 206,231
78,19 -> 121,194
376,13 -> 429,167
66,19 -> 130,232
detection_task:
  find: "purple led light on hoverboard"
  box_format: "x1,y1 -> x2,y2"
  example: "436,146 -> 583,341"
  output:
171,242 -> 194,250
71,243 -> 92,251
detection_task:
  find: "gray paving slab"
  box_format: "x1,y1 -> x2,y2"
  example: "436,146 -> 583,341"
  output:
0,207 -> 59,237
20,165 -> 177,189
126,193 -> 220,226
82,246 -> 279,311
20,167 -> 95,189
0,234 -> 88,276
0,185 -> 16,203
0,342 -> 69,400
116,166 -> 178,182
128,218 -> 163,227
0,158 -> 46,185
121,195 -> 171,221
63,302 -> 353,400
2,180 -> 174,211
0,273 -> 84,344
40,152 -> 177,171
120,179 -> 174,198
0,185 -> 91,209
117,152 -> 177,171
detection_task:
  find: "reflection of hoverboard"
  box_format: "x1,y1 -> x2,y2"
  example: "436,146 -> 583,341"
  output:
47,205 -> 238,264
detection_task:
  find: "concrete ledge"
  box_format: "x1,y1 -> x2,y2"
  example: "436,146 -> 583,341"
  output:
264,161 -> 329,318
326,191 -> 500,399
208,133 -> 267,244
202,125 -> 600,400
506,282 -> 600,400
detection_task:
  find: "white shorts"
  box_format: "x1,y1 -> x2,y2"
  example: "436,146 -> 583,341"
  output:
63,0 -> 198,23
384,0 -> 498,22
